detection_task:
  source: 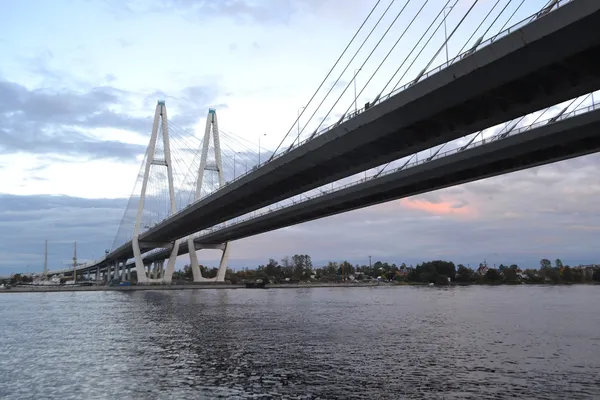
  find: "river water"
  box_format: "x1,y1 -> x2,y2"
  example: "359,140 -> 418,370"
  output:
1,285 -> 599,399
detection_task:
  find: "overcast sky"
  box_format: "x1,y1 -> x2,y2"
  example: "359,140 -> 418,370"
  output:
1,0 -> 598,275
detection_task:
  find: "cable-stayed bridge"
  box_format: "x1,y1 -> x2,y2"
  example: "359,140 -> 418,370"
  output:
47,0 -> 600,283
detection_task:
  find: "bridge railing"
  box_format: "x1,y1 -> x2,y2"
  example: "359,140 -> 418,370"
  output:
198,100 -> 599,236
264,0 -> 572,162
118,0 -> 572,249
183,0 -> 571,198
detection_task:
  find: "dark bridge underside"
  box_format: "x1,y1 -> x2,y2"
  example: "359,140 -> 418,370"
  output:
132,1 -> 600,248
137,106 -> 600,265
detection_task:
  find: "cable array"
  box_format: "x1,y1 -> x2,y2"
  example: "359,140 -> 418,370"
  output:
110,116 -> 270,250
201,92 -> 600,237
109,0 -> 577,253
267,0 -> 568,160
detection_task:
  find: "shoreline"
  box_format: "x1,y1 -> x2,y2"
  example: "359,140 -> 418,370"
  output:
0,282 -> 384,293
2,281 -> 597,294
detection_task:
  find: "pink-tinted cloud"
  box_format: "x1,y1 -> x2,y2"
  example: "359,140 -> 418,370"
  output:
399,198 -> 476,217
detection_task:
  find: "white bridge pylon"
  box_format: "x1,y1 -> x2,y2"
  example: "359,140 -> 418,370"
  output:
187,108 -> 231,282
132,100 -> 181,283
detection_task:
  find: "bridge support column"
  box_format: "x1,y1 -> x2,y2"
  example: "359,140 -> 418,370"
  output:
131,101 -> 180,284
159,260 -> 166,280
188,242 -> 229,282
162,239 -> 181,283
216,242 -> 230,282
119,261 -> 125,282
186,109 -> 231,283
96,267 -> 100,281
152,261 -> 164,280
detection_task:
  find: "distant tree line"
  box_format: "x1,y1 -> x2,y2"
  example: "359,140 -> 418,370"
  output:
9,256 -> 598,286
168,255 -> 600,285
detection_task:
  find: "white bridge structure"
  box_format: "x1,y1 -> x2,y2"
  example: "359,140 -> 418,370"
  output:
41,0 -> 600,284
130,104 -> 231,283
48,103 -> 233,284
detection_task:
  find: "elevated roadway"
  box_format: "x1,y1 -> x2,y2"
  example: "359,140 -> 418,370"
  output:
132,0 -> 600,247
78,0 -> 600,270
134,102 -> 600,265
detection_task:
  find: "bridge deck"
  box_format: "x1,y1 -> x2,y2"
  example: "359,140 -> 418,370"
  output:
134,103 -> 600,266
87,0 -> 600,270
134,0 -> 600,247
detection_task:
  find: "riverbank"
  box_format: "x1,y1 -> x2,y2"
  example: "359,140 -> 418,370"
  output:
0,282 -> 385,293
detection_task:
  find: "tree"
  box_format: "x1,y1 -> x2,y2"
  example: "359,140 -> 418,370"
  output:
503,266 -> 519,283
325,261 -> 338,277
456,264 -> 474,282
555,258 -> 563,269
524,269 -> 543,283
545,268 -> 561,284
430,260 -> 456,280
562,266 -> 573,282
340,261 -> 353,280
373,261 -> 384,272
406,260 -> 456,283
571,267 -> 584,283
280,257 -> 293,279
540,259 -> 552,269
183,265 -> 193,280
485,268 -> 502,282
292,254 -> 312,279
414,262 -> 437,283
264,259 -> 280,279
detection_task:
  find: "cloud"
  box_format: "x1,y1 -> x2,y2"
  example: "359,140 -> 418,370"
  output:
227,153 -> 600,269
0,77 -> 227,163
0,80 -> 151,160
0,194 -> 128,273
3,153 -> 599,274
143,84 -> 225,129
102,0 -> 356,24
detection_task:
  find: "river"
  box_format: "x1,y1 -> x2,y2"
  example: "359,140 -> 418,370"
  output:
1,285 -> 599,399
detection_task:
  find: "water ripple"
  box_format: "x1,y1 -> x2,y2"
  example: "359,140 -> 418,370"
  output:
1,286 -> 599,399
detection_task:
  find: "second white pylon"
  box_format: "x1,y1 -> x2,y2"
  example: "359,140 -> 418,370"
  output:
187,108 -> 231,282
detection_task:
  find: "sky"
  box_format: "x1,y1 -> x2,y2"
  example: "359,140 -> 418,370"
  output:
1,0 -> 599,275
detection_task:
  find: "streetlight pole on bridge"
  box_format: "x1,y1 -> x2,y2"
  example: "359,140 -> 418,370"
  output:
258,133 -> 267,165
297,106 -> 305,146
444,7 -> 450,64
354,68 -> 361,114
233,151 -> 240,179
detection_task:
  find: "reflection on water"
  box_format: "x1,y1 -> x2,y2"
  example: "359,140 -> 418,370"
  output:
1,286 -> 600,399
